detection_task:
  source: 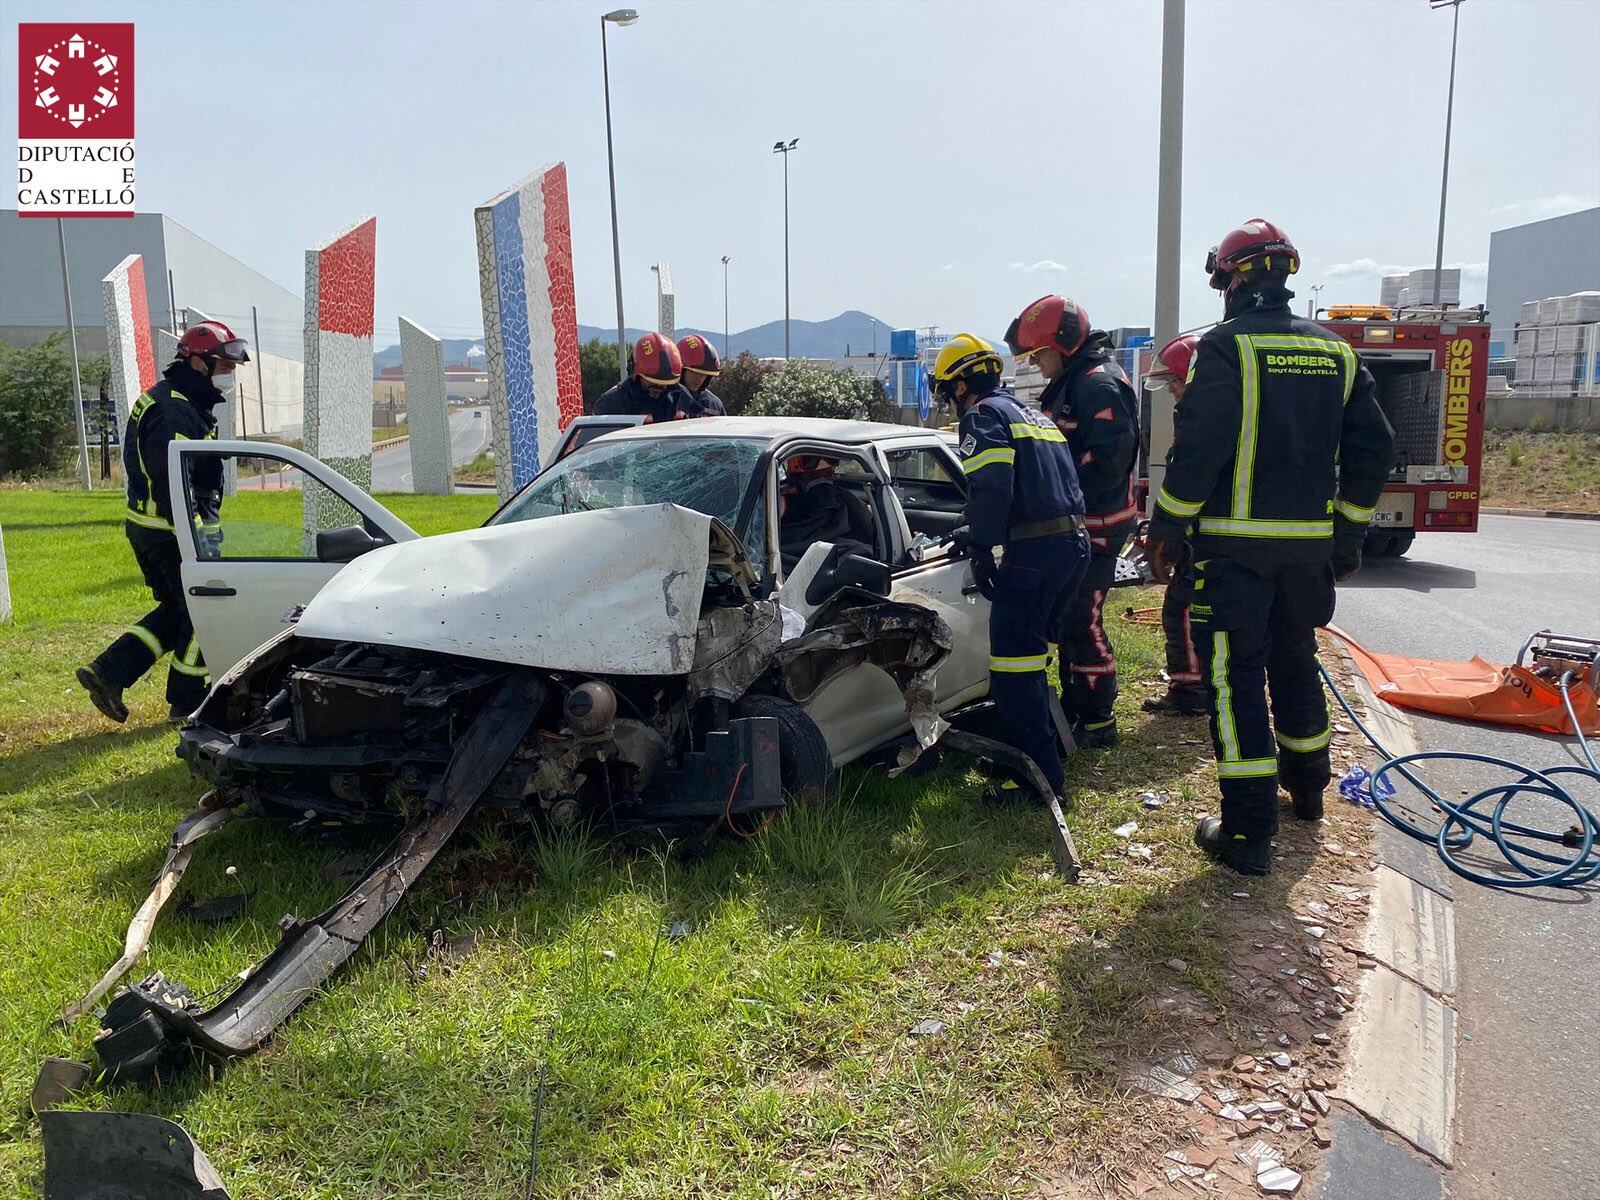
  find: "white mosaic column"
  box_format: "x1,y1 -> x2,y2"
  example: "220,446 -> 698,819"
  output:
0,522 -> 11,625
302,217 -> 377,535
100,253 -> 157,433
655,262 -> 675,340
400,316 -> 452,495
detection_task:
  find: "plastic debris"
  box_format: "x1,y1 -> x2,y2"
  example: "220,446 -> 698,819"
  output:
910,1018 -> 947,1037
1140,791 -> 1166,809
667,920 -> 692,940
1337,762 -> 1395,810
1113,821 -> 1139,839
1257,1161 -> 1303,1193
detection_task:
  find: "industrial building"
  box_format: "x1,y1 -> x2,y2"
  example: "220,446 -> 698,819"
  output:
1485,206 -> 1600,353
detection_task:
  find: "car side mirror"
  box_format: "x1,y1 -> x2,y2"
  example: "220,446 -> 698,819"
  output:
316,523 -> 387,564
805,547 -> 891,606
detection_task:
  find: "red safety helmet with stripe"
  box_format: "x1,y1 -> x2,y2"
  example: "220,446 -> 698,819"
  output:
1145,333 -> 1201,391
176,320 -> 250,364
1205,218 -> 1299,290
1004,294 -> 1091,360
631,332 -> 682,385
677,334 -> 721,376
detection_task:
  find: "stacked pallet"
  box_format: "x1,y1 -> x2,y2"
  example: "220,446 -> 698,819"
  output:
1514,291 -> 1600,396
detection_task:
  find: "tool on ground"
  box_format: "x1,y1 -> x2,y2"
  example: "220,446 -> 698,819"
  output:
1320,629 -> 1600,891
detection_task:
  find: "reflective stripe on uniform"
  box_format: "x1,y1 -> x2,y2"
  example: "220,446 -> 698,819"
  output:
1082,717 -> 1115,731
990,653 -> 1047,673
1212,631 -> 1240,761
1334,497 -> 1375,523
1156,487 -> 1204,519
1197,517 -> 1333,538
126,623 -> 163,657
125,507 -> 174,531
1008,422 -> 1067,444
170,636 -> 207,676
1276,726 -> 1331,753
1217,757 -> 1279,779
1233,334 -> 1261,519
170,656 -> 209,677
963,447 -> 1015,474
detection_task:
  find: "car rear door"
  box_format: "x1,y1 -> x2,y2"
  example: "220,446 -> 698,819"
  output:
169,440 -> 418,676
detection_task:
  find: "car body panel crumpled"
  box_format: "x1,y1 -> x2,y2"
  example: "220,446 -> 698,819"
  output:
296,503 -> 714,675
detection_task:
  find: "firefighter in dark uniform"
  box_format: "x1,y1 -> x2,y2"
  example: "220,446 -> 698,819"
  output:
1147,219 -> 1394,876
935,334 -> 1090,805
77,322 -> 250,724
1005,296 -> 1140,748
676,334 -> 727,417
1140,333 -> 1208,716
594,332 -> 685,422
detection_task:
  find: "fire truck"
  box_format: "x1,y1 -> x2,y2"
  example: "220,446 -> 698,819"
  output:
1319,304 -> 1489,557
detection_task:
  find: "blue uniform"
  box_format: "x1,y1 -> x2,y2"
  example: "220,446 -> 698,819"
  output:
957,388 -> 1090,795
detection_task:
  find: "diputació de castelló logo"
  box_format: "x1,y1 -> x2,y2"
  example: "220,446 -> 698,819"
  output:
17,22 -> 137,217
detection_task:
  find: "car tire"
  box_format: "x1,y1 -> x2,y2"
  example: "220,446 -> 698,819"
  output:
1388,531 -> 1415,557
733,693 -> 834,805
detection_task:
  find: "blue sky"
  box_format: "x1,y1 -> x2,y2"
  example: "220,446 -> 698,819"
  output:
5,0 -> 1597,347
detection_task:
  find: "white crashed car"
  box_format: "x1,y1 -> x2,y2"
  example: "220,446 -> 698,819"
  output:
167,417 -> 997,838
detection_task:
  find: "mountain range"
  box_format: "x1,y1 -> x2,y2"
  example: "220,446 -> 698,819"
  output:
372,310 -> 901,373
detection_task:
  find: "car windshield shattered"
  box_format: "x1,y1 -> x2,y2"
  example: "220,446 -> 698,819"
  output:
491,435 -> 766,553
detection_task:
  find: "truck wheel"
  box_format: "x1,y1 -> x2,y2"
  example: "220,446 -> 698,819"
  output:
1388,531 -> 1416,557
1364,530 -> 1397,558
733,694 -> 833,805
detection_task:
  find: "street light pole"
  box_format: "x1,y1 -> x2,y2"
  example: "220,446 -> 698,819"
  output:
1430,0 -> 1464,308
1307,284 -> 1324,318
56,218 -> 91,490
772,138 -> 798,358
721,255 -> 731,360
602,9 -> 639,382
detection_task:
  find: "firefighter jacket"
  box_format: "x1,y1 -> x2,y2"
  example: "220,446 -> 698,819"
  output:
1148,283 -> 1395,567
958,388 -> 1086,551
1038,330 -> 1140,543
595,378 -> 722,421
680,385 -> 726,417
123,360 -> 224,532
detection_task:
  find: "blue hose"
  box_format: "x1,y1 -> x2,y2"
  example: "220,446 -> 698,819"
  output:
1318,662 -> 1600,890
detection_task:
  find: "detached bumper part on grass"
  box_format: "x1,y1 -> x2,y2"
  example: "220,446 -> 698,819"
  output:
94,671 -> 546,1082
42,1111 -> 231,1199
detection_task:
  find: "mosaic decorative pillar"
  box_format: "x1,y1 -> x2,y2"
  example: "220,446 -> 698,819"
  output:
0,521 -> 11,625
303,216 -> 377,534
400,316 -> 452,495
474,163 -> 581,502
655,262 -> 675,340
100,253 -> 156,433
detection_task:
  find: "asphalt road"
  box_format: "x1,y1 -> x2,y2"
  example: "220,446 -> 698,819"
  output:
1332,515 -> 1600,1200
369,406 -> 491,492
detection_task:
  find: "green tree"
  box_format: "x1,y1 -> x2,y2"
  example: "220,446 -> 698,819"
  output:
745,360 -> 896,423
0,334 -> 79,477
580,338 -> 620,411
714,351 -> 776,415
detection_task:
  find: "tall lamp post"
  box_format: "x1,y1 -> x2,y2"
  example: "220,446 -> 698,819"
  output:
601,8 -> 638,382
721,255 -> 731,360
1307,284 -> 1324,318
772,138 -> 799,358
1430,0 -> 1465,307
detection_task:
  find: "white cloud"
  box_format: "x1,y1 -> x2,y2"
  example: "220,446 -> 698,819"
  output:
1009,259 -> 1068,274
1446,262 -> 1489,281
941,262 -> 957,271
1326,258 -> 1407,279
1490,193 -> 1597,220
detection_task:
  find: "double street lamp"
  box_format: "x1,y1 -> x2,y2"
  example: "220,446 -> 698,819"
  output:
773,138 -> 798,359
721,255 -> 732,360
601,8 -> 637,382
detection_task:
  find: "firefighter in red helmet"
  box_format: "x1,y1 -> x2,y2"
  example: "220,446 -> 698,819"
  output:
1005,295 -> 1140,750
1146,218 -> 1393,877
1140,333 -> 1208,716
676,335 -> 727,417
77,321 -> 250,724
595,332 -> 685,422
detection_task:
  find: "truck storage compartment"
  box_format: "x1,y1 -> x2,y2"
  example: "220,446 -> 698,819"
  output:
1365,358 -> 1438,477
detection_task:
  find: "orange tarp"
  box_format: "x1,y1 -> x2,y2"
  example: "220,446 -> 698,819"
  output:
1327,626 -> 1600,737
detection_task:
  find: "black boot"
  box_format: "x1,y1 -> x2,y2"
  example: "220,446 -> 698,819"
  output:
77,666 -> 128,724
1193,816 -> 1272,877
1288,785 -> 1325,822
1141,686 -> 1208,716
1070,720 -> 1119,750
981,779 -> 1044,809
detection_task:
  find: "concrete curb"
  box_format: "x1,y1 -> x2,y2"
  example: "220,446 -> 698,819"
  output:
1480,505 -> 1600,521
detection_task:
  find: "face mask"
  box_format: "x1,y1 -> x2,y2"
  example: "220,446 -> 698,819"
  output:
211,370 -> 237,395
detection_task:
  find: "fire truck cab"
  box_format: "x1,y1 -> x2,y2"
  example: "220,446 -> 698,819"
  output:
1319,304 -> 1489,557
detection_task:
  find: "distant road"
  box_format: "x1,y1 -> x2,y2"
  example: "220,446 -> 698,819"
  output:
370,406 -> 490,492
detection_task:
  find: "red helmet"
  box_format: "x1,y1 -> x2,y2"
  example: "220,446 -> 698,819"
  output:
1206,218 -> 1299,290
1004,294 -> 1091,360
631,332 -> 682,385
677,334 -> 721,376
177,320 -> 250,364
1146,333 -> 1201,388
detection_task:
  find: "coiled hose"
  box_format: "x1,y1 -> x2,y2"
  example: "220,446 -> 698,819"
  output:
1318,662 -> 1600,890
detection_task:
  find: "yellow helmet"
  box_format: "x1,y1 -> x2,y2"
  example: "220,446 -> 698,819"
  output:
931,333 -> 1003,401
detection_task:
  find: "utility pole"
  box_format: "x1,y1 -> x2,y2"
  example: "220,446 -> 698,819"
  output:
773,138 -> 799,358
1430,0 -> 1465,307
251,305 -> 267,437
1307,284 -> 1324,318
56,219 -> 92,490
721,255 -> 731,360
602,9 -> 639,381
1149,0 -> 1185,500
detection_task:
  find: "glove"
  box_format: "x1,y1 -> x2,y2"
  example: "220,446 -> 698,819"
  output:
950,525 -> 973,557
197,522 -> 224,559
1333,544 -> 1362,582
1147,531 -> 1186,584
969,547 -> 998,601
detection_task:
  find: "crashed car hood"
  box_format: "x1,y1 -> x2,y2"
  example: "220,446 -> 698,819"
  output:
297,503 -> 731,675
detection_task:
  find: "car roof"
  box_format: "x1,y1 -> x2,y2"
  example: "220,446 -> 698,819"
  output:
594,415 -> 935,447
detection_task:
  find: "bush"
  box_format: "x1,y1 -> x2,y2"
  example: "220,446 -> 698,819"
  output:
715,351 -> 776,416
0,334 -> 82,477
746,359 -> 896,423
580,337 -> 621,411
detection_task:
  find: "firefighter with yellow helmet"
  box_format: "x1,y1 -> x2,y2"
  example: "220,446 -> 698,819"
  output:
934,334 -> 1089,806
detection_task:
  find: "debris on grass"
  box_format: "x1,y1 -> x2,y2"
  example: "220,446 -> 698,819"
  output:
909,1018 -> 948,1038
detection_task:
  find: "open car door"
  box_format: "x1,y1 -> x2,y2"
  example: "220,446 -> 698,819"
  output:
168,440 -> 418,677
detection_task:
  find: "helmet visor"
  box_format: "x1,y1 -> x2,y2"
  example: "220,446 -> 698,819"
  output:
213,338 -> 251,363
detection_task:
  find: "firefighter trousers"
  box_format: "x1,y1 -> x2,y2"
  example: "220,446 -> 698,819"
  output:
1052,533 -> 1128,731
990,532 -> 1088,796
92,523 -> 209,711
1162,567 -> 1202,687
1189,557 -> 1335,840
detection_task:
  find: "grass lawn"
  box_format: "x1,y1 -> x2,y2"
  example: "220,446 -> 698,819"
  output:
1481,430 -> 1600,512
0,486 -> 1345,1198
